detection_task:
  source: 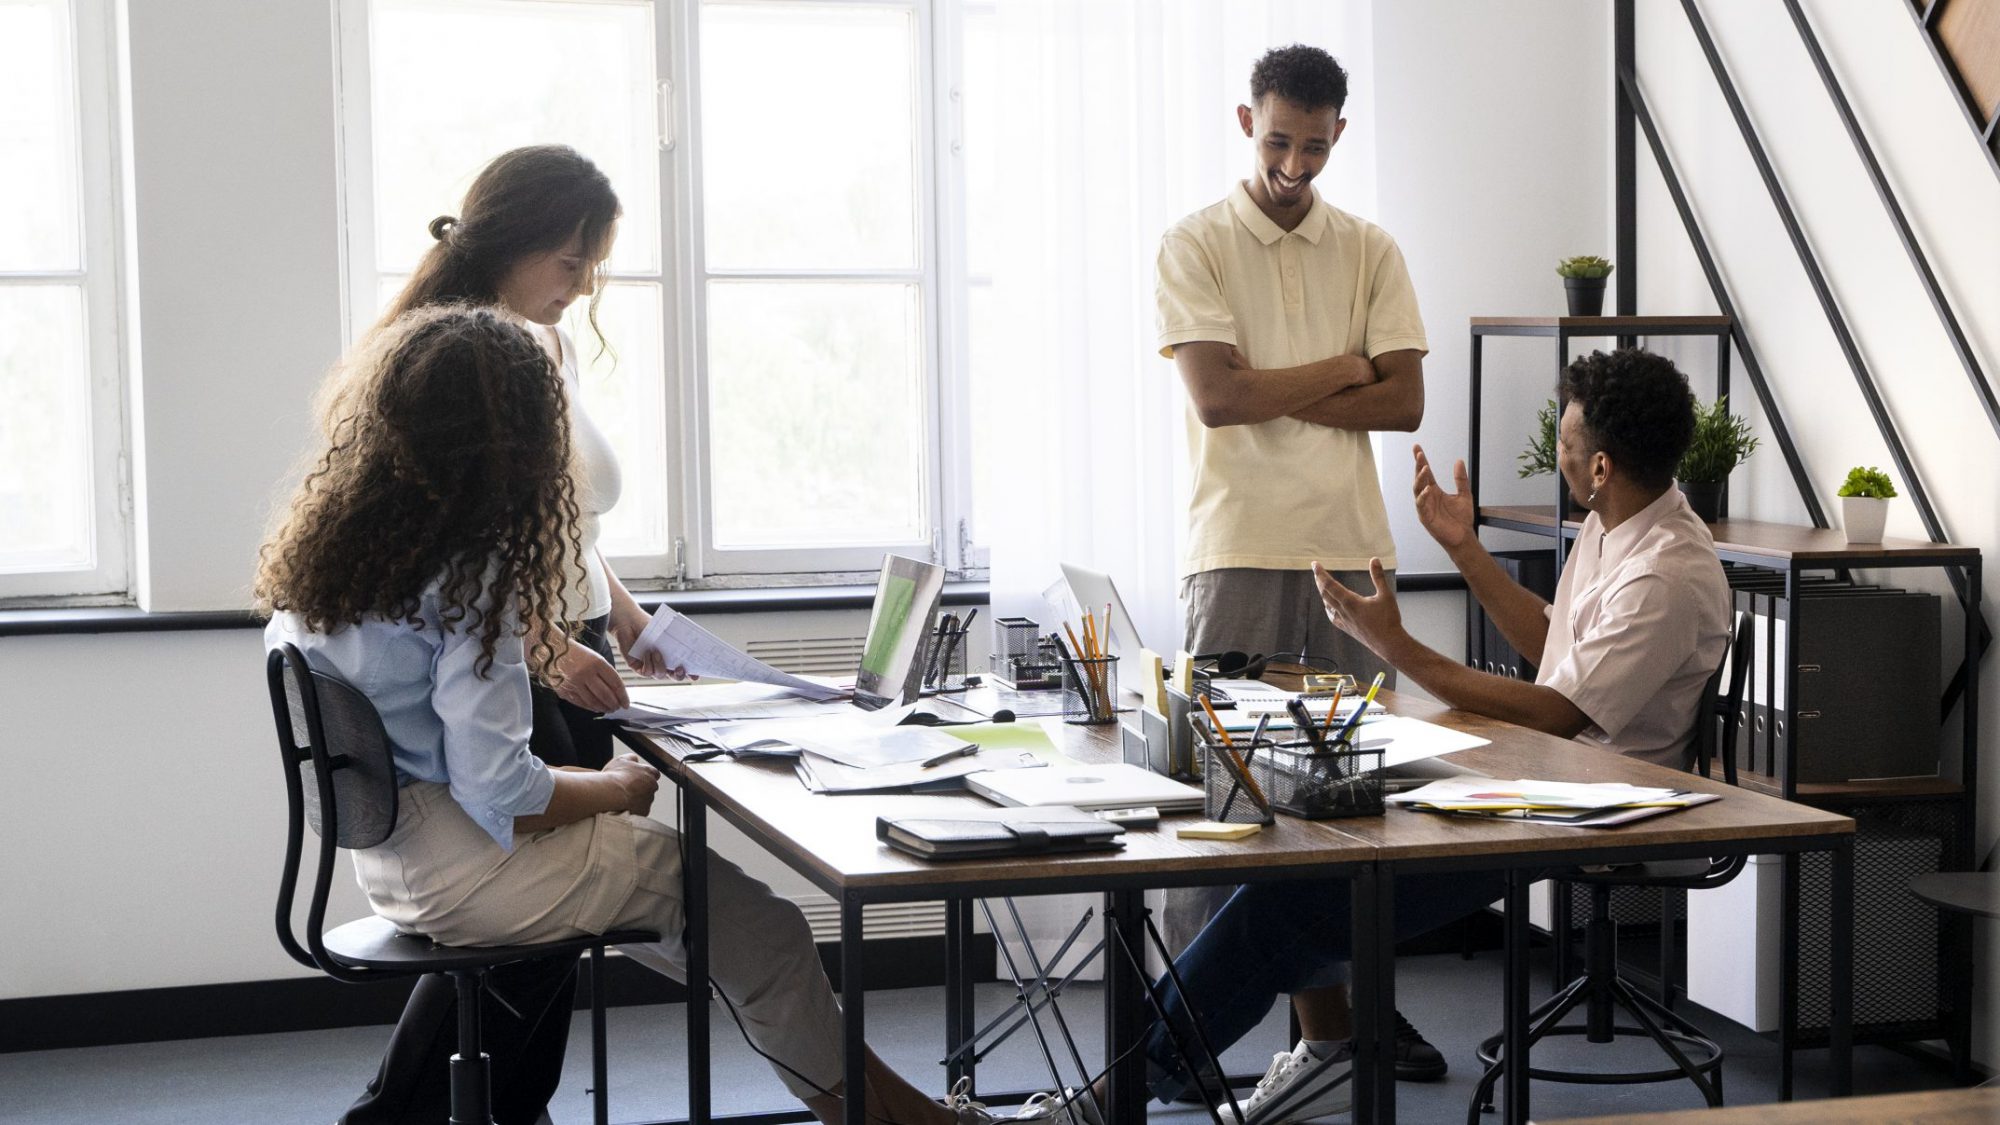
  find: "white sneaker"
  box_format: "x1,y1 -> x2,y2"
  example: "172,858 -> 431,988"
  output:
944,1077 -> 1000,1125
1015,1088 -> 1105,1125
1218,1041 -> 1353,1125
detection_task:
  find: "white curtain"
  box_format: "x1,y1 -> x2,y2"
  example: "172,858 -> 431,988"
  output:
984,0 -> 1378,980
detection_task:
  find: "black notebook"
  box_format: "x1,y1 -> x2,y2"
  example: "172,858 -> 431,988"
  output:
876,813 -> 1125,860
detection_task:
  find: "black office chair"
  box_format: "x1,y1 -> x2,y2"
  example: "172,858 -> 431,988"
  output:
1468,611 -> 1755,1121
267,643 -> 657,1125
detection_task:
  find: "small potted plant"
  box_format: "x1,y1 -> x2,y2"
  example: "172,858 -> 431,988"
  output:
1677,396 -> 1758,523
1837,466 -> 1896,543
1517,399 -> 1557,477
1557,255 -> 1614,317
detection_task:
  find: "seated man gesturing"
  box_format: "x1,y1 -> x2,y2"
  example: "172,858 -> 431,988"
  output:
1128,347 -> 1732,1125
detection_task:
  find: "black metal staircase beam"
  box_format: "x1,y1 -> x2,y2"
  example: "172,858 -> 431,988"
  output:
1784,0 -> 2000,443
1681,0 -> 1989,715
1614,65 -> 1826,528
1680,0 -> 1942,542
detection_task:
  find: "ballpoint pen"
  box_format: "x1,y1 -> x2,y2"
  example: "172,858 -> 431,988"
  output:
1330,671 -> 1386,747
919,743 -> 980,770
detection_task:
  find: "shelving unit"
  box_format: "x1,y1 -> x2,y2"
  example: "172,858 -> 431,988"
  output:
1466,315 -> 1985,1084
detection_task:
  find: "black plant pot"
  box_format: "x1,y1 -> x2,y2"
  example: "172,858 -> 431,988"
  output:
1564,276 -> 1606,317
1679,479 -> 1722,523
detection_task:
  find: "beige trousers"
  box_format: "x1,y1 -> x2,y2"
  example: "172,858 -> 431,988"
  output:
353,782 -> 844,1099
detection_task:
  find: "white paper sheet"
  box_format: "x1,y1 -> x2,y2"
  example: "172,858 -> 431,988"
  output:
1346,715 -> 1492,768
626,605 -> 846,699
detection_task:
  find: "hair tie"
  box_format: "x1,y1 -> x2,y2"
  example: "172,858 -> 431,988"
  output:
428,215 -> 459,242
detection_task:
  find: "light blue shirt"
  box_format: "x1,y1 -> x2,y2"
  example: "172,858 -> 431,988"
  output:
266,588 -> 555,851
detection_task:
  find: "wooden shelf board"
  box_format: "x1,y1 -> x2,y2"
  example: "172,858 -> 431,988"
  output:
1475,506 -> 1980,562
1733,770 -> 1963,804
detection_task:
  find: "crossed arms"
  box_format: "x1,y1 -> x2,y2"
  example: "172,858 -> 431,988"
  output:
1172,341 -> 1425,432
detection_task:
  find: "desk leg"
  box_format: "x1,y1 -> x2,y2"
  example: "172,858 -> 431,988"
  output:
1779,852 -> 1798,1101
946,897 -> 975,1093
685,789 -> 712,1125
1351,863 -> 1396,1125
1103,890 -> 1149,1125
1503,871 -> 1531,1125
842,896 -> 868,1125
1830,838 -> 1853,1097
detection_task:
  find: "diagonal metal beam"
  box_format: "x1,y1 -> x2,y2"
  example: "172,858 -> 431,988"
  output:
1614,65 -> 1827,527
1784,0 -> 2000,443
1681,0 -> 1944,542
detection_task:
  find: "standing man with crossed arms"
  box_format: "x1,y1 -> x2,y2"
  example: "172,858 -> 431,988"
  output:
1153,42 -> 1442,1098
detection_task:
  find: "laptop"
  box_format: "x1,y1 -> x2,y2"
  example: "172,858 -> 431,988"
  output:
966,761 -> 1205,813
1059,562 -> 1146,665
851,553 -> 948,711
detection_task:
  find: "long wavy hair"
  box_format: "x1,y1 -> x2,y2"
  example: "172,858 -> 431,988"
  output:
378,145 -> 621,353
256,305 -> 584,677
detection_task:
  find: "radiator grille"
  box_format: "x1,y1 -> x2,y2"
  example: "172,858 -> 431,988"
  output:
792,897 -> 948,944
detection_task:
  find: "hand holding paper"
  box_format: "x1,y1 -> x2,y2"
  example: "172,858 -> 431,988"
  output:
626,605 -> 846,700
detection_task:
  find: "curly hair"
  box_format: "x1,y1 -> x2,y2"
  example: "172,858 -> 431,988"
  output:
1560,348 -> 1696,490
379,145 -> 621,357
1250,44 -> 1349,112
256,305 -> 584,678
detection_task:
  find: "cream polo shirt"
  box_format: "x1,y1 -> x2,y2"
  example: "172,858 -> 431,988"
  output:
1156,183 -> 1428,577
1537,488 -> 1732,769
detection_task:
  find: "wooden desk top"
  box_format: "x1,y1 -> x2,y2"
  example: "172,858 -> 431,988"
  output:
1536,1086 -> 2000,1124
639,688 -> 1850,899
1330,693 -> 1853,868
647,709 -> 1378,900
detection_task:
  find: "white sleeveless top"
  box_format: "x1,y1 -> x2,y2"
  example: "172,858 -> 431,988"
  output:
555,326 -> 620,622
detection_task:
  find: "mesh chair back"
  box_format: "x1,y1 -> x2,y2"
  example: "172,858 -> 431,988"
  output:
282,671 -> 399,848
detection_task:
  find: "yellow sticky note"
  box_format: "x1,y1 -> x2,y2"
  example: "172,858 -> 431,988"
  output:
1176,820 -> 1262,841
1136,647 -> 1166,715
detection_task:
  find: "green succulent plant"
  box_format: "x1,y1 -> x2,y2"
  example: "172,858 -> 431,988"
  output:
1836,465 -> 1897,499
1678,396 -> 1759,484
1518,399 -> 1558,478
1556,255 -> 1615,280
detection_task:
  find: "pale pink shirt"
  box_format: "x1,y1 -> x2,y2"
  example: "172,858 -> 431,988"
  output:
1536,489 -> 1731,768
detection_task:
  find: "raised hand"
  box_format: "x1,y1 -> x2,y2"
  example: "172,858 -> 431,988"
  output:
1412,444 -> 1476,551
1314,559 -> 1402,661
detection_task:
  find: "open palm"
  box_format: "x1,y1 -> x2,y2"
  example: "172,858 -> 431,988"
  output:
1412,445 -> 1476,550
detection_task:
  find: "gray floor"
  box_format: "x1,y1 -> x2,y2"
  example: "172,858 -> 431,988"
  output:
0,951 -> 1952,1124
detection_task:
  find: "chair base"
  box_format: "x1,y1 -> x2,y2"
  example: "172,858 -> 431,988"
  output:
1467,970 -> 1724,1123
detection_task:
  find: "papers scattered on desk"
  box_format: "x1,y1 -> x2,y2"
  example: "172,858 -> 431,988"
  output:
1206,680 -> 1388,717
1349,716 -> 1490,768
1387,777 -> 1720,827
797,747 -> 1044,794
626,605 -> 847,700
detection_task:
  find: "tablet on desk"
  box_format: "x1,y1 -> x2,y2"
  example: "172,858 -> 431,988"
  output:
966,762 -> 1205,813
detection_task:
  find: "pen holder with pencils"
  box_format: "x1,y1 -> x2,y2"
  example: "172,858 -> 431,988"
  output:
1062,655 -> 1119,724
1195,728 -> 1278,826
1261,738 -> 1385,819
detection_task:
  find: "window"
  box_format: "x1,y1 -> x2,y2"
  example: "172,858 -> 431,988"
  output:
0,0 -> 127,600
341,0 -> 990,583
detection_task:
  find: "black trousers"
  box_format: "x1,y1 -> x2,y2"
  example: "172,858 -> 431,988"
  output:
340,617 -> 616,1125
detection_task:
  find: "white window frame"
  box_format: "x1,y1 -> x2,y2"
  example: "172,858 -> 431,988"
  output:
335,0 -> 983,589
0,0 -> 131,603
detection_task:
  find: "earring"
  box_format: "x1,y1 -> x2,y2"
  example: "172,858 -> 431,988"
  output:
1586,487 -> 1599,503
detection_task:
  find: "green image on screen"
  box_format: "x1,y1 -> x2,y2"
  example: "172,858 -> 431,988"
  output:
861,575 -> 917,678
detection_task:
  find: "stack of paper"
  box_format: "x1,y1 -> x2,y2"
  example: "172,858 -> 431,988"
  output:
1387,777 -> 1720,828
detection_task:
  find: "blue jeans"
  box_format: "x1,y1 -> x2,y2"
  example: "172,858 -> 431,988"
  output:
1142,870 -> 1511,1102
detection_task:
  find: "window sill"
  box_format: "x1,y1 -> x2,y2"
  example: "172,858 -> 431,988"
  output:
0,580 -> 994,638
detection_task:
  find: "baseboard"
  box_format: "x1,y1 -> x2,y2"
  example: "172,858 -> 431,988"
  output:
0,934 -> 995,1055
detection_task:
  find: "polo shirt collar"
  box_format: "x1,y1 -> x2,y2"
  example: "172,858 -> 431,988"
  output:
1597,487 -> 1683,572
1228,182 -> 1330,246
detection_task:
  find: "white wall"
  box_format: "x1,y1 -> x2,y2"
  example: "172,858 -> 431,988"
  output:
1633,0 -> 2000,1068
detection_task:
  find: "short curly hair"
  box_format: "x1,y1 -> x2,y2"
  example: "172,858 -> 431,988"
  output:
1250,44 -> 1348,112
1559,348 -> 1696,490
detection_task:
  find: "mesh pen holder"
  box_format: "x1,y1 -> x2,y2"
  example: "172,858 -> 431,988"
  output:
1062,655 -> 1119,724
995,617 -> 1040,664
1196,729 -> 1278,826
920,621 -> 972,694
1260,737 -> 1386,819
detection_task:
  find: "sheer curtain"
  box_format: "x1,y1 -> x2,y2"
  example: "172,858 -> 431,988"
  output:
984,0 -> 1378,977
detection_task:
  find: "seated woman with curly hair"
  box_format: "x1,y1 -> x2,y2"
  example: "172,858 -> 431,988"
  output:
257,305 -> 1049,1125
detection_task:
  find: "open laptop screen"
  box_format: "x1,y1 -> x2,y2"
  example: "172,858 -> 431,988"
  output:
852,553 -> 946,710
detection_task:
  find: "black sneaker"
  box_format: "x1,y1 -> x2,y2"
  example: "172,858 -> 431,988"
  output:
1392,1010 -> 1448,1081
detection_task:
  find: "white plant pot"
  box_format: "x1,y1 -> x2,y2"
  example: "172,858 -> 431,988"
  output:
1842,495 -> 1889,543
